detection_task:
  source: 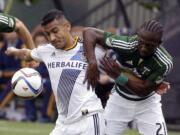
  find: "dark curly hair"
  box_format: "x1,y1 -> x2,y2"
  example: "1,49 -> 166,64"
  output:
137,20 -> 163,43
139,20 -> 163,36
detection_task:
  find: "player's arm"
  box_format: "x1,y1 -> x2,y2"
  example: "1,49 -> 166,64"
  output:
83,27 -> 134,89
120,72 -> 169,96
100,56 -> 153,96
122,72 -> 157,96
127,57 -> 173,96
83,27 -> 105,89
5,47 -> 33,61
101,56 -> 170,97
0,13 -> 35,49
14,18 -> 35,49
83,27 -> 105,64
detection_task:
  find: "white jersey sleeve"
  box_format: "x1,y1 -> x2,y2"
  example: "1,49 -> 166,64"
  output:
30,44 -> 52,62
31,47 -> 42,62
95,45 -> 106,61
95,45 -> 116,74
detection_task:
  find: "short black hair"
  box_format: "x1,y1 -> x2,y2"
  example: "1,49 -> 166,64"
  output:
139,20 -> 163,37
41,9 -> 65,26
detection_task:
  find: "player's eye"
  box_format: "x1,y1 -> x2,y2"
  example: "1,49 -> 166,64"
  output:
52,28 -> 59,34
45,32 -> 50,37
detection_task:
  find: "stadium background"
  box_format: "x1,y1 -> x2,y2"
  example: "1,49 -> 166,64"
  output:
0,0 -> 180,134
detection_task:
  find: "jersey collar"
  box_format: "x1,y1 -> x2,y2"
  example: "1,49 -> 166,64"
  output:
64,36 -> 78,51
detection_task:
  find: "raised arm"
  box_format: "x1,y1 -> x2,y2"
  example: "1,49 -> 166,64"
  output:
5,47 -> 33,61
14,18 -> 35,49
83,27 -> 105,89
0,13 -> 35,49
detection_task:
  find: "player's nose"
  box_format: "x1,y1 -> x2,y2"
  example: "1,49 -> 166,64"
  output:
49,33 -> 56,42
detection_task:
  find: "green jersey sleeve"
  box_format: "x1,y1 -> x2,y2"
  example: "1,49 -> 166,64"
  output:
103,32 -> 138,52
0,13 -> 16,32
147,51 -> 173,87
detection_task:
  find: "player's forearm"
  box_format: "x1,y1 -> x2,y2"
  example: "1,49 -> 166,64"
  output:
121,72 -> 154,96
16,49 -> 32,61
6,47 -> 32,61
83,27 -> 97,63
15,18 -> 35,49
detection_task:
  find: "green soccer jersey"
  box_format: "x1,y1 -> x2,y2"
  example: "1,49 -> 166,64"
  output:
0,13 -> 16,32
103,32 -> 173,100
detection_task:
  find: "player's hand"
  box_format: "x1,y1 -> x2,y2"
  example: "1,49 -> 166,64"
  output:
100,56 -> 122,79
27,61 -> 40,68
83,61 -> 100,90
5,47 -> 17,56
156,81 -> 170,95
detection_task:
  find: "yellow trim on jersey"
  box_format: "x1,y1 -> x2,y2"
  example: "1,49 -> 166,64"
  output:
64,36 -> 78,51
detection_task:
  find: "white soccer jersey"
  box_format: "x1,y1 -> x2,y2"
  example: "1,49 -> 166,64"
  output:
31,39 -> 104,123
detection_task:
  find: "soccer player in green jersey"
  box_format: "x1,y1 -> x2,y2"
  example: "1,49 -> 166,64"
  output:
83,20 -> 173,135
0,13 -> 35,49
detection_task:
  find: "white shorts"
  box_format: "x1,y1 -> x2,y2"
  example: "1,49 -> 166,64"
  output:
105,91 -> 168,135
50,113 -> 105,135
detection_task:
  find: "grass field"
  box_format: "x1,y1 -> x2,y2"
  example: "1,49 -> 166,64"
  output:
0,120 -> 180,135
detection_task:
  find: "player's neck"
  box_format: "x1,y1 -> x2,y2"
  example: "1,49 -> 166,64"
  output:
64,36 -> 78,51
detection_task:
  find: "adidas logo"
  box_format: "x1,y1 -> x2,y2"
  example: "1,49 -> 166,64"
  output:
126,60 -> 133,65
51,52 -> 56,57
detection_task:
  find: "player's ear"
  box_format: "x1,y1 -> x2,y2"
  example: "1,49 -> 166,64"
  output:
65,22 -> 71,32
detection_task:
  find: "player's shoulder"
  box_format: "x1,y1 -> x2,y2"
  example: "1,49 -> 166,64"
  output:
0,13 -> 15,23
0,13 -> 9,18
104,32 -> 138,50
155,45 -> 173,62
33,43 -> 55,54
154,45 -> 173,74
0,13 -> 16,32
36,43 -> 55,50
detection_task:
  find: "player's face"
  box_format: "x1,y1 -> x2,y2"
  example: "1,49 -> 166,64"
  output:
137,30 -> 161,57
43,19 -> 71,49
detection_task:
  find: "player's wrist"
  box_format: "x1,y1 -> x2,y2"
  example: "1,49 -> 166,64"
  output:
115,73 -> 128,85
88,59 -> 97,64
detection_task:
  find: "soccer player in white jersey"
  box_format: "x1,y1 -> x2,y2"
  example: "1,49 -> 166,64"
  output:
6,9 -> 105,135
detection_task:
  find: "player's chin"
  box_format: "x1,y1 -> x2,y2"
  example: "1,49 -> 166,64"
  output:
140,52 -> 148,57
55,43 -> 65,49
